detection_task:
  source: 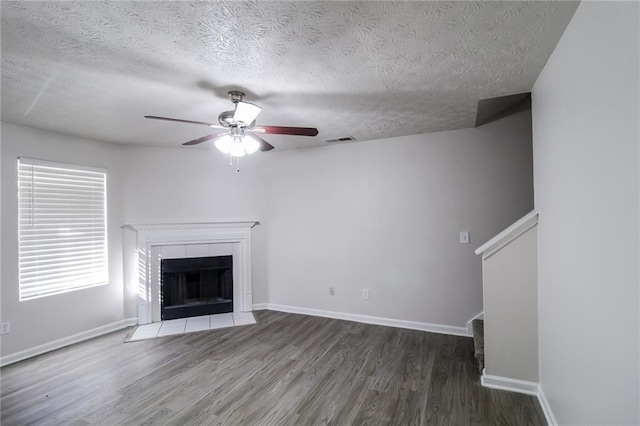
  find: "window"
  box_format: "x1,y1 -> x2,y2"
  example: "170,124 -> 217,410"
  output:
18,158 -> 108,301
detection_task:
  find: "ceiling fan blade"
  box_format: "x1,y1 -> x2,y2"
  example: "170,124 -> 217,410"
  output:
182,133 -> 223,146
250,134 -> 275,152
253,125 -> 318,137
145,115 -> 224,129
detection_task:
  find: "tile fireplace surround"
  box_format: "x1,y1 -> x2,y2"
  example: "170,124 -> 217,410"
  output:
122,221 -> 258,325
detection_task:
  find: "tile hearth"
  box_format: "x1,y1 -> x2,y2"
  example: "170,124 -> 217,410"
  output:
128,312 -> 256,341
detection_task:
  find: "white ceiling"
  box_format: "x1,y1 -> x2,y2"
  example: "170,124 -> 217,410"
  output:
1,1 -> 578,151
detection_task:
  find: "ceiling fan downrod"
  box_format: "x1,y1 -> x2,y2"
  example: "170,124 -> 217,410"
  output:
227,90 -> 245,104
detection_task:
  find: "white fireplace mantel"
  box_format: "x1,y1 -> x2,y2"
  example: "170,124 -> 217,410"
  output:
122,221 -> 259,324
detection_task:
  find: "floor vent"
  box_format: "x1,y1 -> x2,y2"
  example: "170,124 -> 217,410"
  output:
325,136 -> 356,143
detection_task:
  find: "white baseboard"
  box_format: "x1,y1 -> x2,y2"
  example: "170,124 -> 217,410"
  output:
252,303 -> 469,337
537,386 -> 558,426
481,373 -> 556,425
0,317 -> 138,367
466,311 -> 484,336
481,373 -> 539,395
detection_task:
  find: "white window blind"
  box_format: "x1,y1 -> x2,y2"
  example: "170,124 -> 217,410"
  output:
18,158 -> 108,301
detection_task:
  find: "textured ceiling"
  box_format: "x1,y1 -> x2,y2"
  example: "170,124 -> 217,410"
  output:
1,1 -> 578,151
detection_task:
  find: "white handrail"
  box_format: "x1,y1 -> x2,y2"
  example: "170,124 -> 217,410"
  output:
475,210 -> 538,259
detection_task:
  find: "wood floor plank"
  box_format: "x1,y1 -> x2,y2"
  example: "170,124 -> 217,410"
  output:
1,311 -> 546,425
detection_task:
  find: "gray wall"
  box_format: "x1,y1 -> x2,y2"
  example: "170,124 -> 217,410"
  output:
262,110 -> 534,327
0,123 -> 126,357
120,109 -> 534,328
532,2 -> 639,424
119,145 -> 271,307
0,106 -> 534,360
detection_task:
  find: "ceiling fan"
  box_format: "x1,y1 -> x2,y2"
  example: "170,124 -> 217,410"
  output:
145,90 -> 318,169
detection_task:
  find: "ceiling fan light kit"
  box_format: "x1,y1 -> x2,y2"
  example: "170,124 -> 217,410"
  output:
239,135 -> 260,154
145,90 -> 318,171
214,134 -> 261,157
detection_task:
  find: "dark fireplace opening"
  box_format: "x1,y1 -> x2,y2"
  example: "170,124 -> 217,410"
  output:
161,255 -> 233,320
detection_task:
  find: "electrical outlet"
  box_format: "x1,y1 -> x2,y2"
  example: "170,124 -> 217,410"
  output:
0,322 -> 10,335
329,287 -> 335,296
459,231 -> 470,244
362,289 -> 370,300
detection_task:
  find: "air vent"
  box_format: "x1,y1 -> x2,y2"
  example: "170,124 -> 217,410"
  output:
325,136 -> 356,143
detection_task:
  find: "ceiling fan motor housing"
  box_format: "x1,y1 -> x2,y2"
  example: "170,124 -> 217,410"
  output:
218,110 -> 235,127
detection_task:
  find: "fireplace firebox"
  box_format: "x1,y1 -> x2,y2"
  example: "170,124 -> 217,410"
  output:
160,255 -> 233,320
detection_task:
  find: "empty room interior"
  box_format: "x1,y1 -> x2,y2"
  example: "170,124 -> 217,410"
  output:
1,1 -> 638,425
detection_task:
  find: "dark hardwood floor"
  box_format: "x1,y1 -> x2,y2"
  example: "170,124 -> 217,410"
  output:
0,311 -> 545,425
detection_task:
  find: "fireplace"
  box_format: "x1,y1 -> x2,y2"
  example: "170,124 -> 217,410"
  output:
161,256 -> 233,320
123,221 -> 257,325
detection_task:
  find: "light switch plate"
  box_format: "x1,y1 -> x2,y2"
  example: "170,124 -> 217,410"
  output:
460,231 -> 470,244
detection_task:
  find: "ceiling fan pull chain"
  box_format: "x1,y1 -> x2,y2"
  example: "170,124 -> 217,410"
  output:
236,155 -> 240,172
